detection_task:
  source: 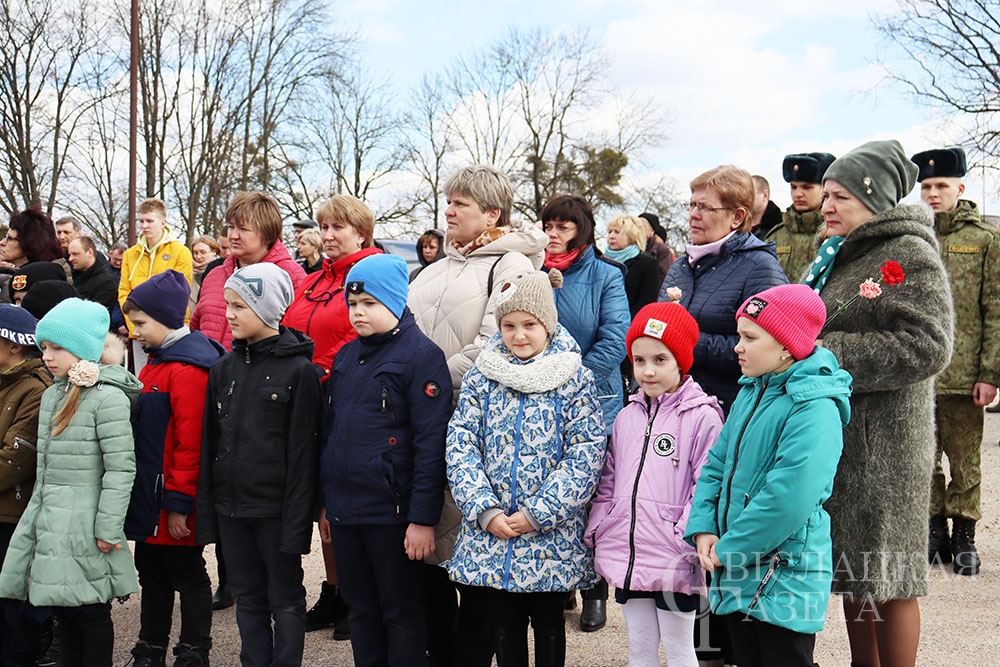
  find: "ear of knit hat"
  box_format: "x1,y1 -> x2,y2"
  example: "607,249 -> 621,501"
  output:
127,269 -> 190,329
823,139 -> 918,216
36,297 -> 110,362
737,284 -> 826,360
224,263 -> 294,330
344,254 -> 409,319
494,270 -> 560,334
625,302 -> 700,374
0,303 -> 38,347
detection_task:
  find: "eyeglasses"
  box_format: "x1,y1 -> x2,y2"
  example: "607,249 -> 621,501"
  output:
1,233 -> 17,243
543,221 -> 577,234
687,202 -> 733,214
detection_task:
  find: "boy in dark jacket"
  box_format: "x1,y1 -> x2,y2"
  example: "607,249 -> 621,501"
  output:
195,263 -> 322,667
321,254 -> 452,667
123,270 -> 225,667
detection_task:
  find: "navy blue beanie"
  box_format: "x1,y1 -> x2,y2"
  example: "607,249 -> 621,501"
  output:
0,304 -> 38,347
345,254 -> 408,319
127,270 -> 190,329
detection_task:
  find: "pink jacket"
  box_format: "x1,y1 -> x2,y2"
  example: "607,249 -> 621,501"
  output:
585,377 -> 723,596
190,241 -> 305,350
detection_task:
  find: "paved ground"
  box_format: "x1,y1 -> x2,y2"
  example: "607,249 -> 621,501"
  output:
109,413 -> 1000,665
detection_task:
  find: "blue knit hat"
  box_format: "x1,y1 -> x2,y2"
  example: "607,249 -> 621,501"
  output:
35,297 -> 109,362
345,254 -> 408,319
0,304 -> 38,347
127,269 -> 190,329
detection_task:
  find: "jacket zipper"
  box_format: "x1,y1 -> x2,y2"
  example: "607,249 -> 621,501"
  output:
748,551 -> 787,610
720,378 -> 768,534
623,398 -> 661,591
380,388 -> 397,426
502,394 -> 526,589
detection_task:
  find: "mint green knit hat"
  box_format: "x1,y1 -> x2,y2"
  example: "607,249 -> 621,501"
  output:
35,298 -> 109,362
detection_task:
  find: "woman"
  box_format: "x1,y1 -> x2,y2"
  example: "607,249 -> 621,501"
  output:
408,164 -> 547,667
191,235 -> 220,285
540,194 -> 630,634
605,214 -> 659,317
808,140 -> 953,667
296,228 -> 324,275
0,208 -> 71,303
657,165 -> 787,415
190,192 -> 304,351
409,229 -> 445,282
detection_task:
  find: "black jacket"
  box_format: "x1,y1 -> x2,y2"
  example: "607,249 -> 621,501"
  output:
72,261 -> 118,315
195,327 -> 323,554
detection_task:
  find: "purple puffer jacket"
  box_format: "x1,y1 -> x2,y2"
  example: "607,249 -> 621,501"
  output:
585,377 -> 723,595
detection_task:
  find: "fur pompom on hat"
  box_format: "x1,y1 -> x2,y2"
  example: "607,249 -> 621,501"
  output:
737,284 -> 826,360
35,297 -> 110,362
625,302 -> 700,374
494,269 -> 562,334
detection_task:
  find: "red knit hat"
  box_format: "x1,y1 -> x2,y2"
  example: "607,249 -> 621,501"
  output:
736,284 -> 826,360
626,302 -> 700,374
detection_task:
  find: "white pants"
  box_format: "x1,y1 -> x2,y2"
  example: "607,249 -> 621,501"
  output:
621,598 -> 697,667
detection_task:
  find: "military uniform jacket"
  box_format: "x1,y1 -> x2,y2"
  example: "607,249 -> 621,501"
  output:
933,199 -> 1000,394
765,208 -> 824,283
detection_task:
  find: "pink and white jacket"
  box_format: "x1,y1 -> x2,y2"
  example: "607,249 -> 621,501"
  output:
584,377 -> 723,596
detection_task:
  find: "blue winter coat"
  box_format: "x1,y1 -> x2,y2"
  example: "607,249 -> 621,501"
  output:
322,309 -> 452,527
658,233 -> 787,413
445,326 -> 606,592
684,347 -> 852,634
549,246 -> 630,432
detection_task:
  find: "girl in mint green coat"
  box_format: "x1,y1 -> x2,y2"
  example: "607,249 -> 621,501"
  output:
685,285 -> 851,667
0,299 -> 141,667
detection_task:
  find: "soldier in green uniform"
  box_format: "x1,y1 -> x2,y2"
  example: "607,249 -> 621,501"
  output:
913,146 -> 1000,575
764,152 -> 835,281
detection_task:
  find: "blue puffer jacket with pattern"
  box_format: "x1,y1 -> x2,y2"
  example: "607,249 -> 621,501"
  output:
445,325 -> 606,592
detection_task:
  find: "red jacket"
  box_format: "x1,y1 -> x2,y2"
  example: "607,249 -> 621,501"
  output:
282,247 -> 382,378
190,241 -> 305,350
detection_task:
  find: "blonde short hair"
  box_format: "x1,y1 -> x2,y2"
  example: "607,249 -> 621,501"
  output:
315,195 -> 376,248
138,198 -> 167,218
606,214 -> 647,248
298,228 -> 322,251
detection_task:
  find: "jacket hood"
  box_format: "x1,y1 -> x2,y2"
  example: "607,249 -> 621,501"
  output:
148,330 -> 226,370
94,363 -> 143,405
415,229 -> 446,268
233,325 -> 315,359
443,217 -> 548,267
137,226 -> 179,253
739,346 -> 852,425
934,198 -> 983,235
722,231 -> 778,258
0,357 -> 47,387
629,375 -> 723,418
477,323 -> 583,394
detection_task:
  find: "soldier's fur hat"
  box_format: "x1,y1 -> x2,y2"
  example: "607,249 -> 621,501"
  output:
911,147 -> 967,181
782,153 -> 836,184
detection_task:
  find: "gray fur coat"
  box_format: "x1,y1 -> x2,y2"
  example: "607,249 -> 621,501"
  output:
819,204 -> 954,600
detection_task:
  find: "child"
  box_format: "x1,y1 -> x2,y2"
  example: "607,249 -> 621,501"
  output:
585,302 -> 724,667
194,263 -> 321,667
0,298 -> 141,666
0,305 -> 52,666
122,270 -> 226,667
684,284 -> 852,667
446,270 -> 606,667
320,253 -> 452,667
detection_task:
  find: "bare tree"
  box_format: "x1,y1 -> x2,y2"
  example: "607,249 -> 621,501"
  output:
875,1 -> 1000,161
402,74 -> 457,228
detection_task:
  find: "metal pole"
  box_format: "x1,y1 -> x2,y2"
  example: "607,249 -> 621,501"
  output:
128,0 -> 138,246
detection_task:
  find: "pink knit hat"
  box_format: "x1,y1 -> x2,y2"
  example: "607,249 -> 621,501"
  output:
736,284 -> 826,360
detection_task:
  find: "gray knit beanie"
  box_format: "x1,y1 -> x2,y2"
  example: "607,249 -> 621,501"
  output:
224,263 -> 294,330
494,270 -> 562,334
823,139 -> 918,215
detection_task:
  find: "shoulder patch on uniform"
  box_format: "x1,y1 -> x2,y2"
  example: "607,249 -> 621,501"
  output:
423,381 -> 441,398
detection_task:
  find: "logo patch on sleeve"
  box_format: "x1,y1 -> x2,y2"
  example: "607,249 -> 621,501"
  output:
423,381 -> 441,398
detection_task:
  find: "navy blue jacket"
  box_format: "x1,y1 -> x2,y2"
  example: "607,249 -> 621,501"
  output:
657,232 -> 787,413
549,246 -> 630,432
321,308 -> 452,527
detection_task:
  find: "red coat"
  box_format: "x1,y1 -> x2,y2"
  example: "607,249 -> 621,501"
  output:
190,241 -> 305,350
282,247 -> 382,378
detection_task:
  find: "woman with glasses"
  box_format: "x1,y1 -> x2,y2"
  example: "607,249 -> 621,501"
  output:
657,165 -> 787,416
540,194 -> 631,634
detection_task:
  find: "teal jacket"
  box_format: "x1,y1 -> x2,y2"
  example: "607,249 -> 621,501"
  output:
684,346 -> 851,634
0,364 -> 141,606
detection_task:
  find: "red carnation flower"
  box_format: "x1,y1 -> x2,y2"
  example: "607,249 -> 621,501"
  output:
880,261 -> 905,286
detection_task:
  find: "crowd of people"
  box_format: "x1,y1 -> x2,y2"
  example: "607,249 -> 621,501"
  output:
0,137 -> 992,667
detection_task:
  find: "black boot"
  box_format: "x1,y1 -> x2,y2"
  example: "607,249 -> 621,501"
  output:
579,599 -> 606,632
131,641 -> 167,667
172,643 -> 210,667
211,585 -> 234,611
951,517 -> 981,576
332,614 -> 351,641
928,515 -> 952,565
306,581 -> 349,632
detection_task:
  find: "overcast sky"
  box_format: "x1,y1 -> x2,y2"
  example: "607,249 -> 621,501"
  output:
344,0 -> 1000,215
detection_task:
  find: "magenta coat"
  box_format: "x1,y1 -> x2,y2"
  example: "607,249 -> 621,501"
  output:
584,377 -> 723,596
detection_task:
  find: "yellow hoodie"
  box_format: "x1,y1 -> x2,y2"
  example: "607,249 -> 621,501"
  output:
117,226 -> 194,336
